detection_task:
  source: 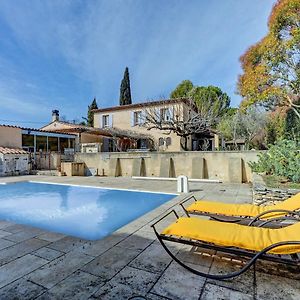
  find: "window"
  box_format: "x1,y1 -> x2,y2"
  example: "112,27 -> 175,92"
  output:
102,115 -> 109,128
160,108 -> 172,122
133,111 -> 142,126
166,137 -> 171,146
22,134 -> 34,147
159,137 -> 164,146
36,136 -> 47,152
48,137 -> 58,152
59,138 -> 69,152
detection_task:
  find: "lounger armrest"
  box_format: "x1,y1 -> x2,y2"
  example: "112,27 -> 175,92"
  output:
180,195 -> 197,206
248,209 -> 300,226
151,209 -> 179,228
179,195 -> 197,216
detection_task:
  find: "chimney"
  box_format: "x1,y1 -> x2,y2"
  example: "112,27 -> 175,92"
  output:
52,110 -> 59,122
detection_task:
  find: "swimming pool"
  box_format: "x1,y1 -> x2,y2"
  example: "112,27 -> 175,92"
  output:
0,182 -> 175,240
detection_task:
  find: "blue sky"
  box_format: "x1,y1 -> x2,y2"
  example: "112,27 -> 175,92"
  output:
0,0 -> 276,127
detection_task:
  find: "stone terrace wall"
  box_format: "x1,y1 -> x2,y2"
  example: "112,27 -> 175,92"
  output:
252,173 -> 299,205
75,151 -> 261,183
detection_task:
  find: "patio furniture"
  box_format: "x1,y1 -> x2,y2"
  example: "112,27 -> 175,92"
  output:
180,193 -> 300,226
152,210 -> 300,280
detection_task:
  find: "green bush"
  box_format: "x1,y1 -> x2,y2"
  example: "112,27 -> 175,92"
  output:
249,139 -> 300,183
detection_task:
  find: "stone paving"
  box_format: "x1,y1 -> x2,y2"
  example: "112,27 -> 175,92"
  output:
0,175 -> 298,299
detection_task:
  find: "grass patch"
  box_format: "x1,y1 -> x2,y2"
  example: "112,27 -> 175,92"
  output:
262,174 -> 300,189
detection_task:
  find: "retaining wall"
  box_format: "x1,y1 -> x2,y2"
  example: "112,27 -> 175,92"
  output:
75,151 -> 261,183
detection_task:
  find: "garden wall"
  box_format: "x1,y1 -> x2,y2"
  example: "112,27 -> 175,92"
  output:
75,151 -> 261,183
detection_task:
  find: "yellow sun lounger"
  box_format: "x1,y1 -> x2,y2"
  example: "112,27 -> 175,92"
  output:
181,192 -> 300,225
152,210 -> 300,279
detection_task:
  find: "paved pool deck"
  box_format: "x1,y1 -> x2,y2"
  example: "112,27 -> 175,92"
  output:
0,175 -> 298,299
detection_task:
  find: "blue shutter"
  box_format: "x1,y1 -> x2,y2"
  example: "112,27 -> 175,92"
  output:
109,114 -> 113,127
169,107 -> 174,119
155,108 -> 160,122
141,110 -> 146,124
131,112 -> 135,127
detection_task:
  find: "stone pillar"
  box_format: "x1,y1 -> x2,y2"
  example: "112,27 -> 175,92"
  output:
160,157 -> 169,177
108,158 -> 122,177
191,157 -> 205,179
228,158 -> 242,183
131,158 -> 140,176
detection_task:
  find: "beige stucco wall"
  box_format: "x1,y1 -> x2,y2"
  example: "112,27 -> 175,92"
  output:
75,151 -> 261,183
80,133 -> 104,144
61,162 -> 85,176
94,103 -> 187,151
0,126 -> 22,148
41,121 -> 73,131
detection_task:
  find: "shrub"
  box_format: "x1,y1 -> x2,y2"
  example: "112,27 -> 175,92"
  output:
249,139 -> 300,183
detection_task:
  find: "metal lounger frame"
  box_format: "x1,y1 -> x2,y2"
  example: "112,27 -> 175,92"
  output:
179,195 -> 300,227
151,210 -> 300,280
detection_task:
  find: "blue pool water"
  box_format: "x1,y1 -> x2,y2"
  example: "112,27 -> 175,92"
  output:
0,182 -> 174,240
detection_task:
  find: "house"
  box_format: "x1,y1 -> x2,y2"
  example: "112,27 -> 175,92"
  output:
0,124 -> 76,154
93,98 -> 220,151
0,124 -> 76,170
41,110 -> 154,152
41,110 -> 112,152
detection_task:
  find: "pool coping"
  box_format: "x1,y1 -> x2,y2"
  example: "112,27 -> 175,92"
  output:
28,180 -> 179,196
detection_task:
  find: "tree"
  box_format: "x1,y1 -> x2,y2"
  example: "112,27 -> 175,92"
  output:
84,98 -> 98,127
238,0 -> 300,119
285,108 -> 300,140
217,106 -> 267,149
170,80 -> 193,98
189,86 -> 230,124
119,67 -> 132,106
265,108 -> 286,145
170,81 -> 230,125
144,99 -> 217,151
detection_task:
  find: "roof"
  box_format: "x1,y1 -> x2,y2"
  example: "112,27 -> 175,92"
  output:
225,139 -> 246,144
0,147 -> 28,155
40,121 -> 112,137
50,127 -> 112,137
92,98 -> 191,114
40,120 -> 94,131
0,124 -> 76,136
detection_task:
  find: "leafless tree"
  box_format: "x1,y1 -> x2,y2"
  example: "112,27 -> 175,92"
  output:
141,98 -> 216,150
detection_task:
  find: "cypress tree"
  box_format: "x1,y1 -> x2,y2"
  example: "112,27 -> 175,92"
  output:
119,67 -> 132,106
87,98 -> 98,127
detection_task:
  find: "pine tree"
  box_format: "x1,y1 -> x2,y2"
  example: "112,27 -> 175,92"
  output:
119,67 -> 132,106
87,98 -> 98,127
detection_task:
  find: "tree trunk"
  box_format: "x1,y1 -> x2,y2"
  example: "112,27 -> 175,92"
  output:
180,136 -> 188,151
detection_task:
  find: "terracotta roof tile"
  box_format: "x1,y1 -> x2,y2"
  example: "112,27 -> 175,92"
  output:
0,124 -> 76,136
0,147 -> 28,155
92,98 -> 191,113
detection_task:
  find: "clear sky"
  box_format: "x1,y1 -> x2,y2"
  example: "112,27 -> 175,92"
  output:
0,0 -> 276,127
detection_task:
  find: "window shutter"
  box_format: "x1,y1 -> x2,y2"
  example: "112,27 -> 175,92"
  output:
141,110 -> 146,124
130,112 -> 135,127
169,107 -> 174,119
99,115 -> 103,128
109,114 -> 113,127
155,108 -> 160,122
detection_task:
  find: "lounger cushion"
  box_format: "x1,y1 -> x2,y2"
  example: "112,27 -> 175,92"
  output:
187,193 -> 300,219
162,217 -> 300,254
